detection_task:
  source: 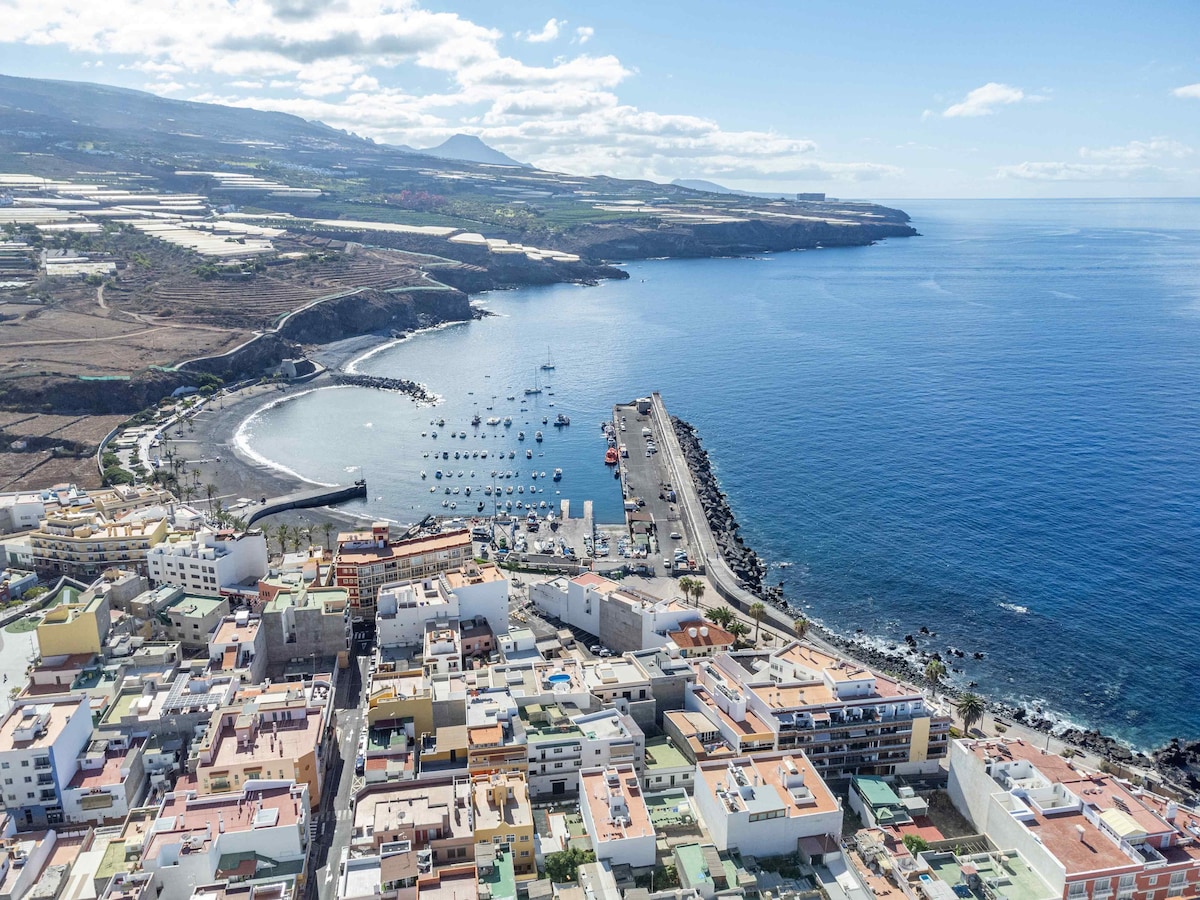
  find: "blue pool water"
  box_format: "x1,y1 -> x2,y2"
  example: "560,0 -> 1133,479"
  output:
239,199 -> 1200,748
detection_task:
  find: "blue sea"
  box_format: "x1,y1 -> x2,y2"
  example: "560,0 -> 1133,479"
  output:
238,199 -> 1200,749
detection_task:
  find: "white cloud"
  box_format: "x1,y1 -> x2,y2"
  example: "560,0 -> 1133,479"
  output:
995,161 -> 1184,182
1172,83 -> 1200,99
943,82 -> 1028,118
1079,138 -> 1192,162
1,0 -> 897,185
517,18 -> 562,44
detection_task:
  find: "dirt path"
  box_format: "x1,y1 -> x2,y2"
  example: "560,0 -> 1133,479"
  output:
96,283 -> 106,310
4,326 -> 165,348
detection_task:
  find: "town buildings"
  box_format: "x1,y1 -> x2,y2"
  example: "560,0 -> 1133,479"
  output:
146,528 -> 267,597
332,525 -> 473,619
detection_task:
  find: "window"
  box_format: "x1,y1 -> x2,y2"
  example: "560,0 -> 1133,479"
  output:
23,776 -> 30,784
2,779 -> 8,785
520,850 -> 529,858
1168,873 -> 1186,898
554,762 -> 564,769
520,835 -> 529,842
1,763 -> 8,770
20,760 -> 28,768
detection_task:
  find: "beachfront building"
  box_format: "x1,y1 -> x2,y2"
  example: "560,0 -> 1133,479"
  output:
207,611 -> 266,682
146,528 -> 268,597
140,783 -> 311,900
0,695 -> 93,828
471,772 -> 536,880
683,644 -> 951,781
28,510 -> 169,579
332,525 -> 473,619
693,752 -> 843,858
578,764 -> 656,868
530,574 -> 697,652
948,737 -> 1200,900
59,735 -> 148,825
190,675 -> 333,807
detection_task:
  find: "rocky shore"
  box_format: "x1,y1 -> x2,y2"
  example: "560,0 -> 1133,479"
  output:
671,413 -> 1198,801
328,371 -> 436,403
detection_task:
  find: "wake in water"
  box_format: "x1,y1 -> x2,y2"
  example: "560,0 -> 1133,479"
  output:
998,601 -> 1029,615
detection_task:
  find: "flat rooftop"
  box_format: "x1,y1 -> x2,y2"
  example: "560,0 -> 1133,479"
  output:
0,698 -> 83,751
698,752 -> 840,818
472,774 -> 532,833
580,765 -> 654,844
204,709 -> 321,769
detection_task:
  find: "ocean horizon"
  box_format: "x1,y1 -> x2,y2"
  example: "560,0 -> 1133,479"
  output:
237,197 -> 1200,750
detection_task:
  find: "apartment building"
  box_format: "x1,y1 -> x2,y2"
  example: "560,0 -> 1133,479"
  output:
471,772 -> 536,880
207,612 -> 266,682
685,645 -> 951,781
351,775 -> 476,871
693,752 -> 843,858
374,563 -> 509,650
531,574 -> 696,652
579,764 -> 656,868
35,585 -> 110,657
191,676 -> 333,807
0,695 -> 92,828
29,511 -> 168,579
140,784 -> 310,900
146,528 -> 267,597
332,526 -> 473,619
949,737 -> 1200,900
257,574 -> 350,667
60,735 -> 147,825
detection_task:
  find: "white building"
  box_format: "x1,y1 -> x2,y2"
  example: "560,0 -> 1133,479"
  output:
141,783 -> 310,900
207,611 -> 266,682
693,752 -> 843,858
147,529 -> 268,597
60,735 -> 148,825
531,574 -> 696,652
0,695 -> 93,828
574,709 -> 645,775
375,563 -> 509,649
579,765 -> 657,868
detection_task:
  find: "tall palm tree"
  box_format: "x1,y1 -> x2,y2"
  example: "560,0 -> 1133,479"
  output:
274,524 -> 290,556
205,483 -> 217,510
925,659 -> 947,697
677,576 -> 696,604
957,692 -> 986,735
706,606 -> 735,630
322,522 -> 335,553
793,616 -> 809,639
691,580 -> 705,609
748,601 -> 766,646
191,468 -> 201,487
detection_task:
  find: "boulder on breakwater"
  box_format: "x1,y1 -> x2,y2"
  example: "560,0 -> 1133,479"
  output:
330,372 -> 435,403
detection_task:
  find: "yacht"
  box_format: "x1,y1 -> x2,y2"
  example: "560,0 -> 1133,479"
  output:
553,469 -> 563,481
535,431 -> 543,442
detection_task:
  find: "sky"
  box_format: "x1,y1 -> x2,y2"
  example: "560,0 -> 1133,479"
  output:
1,0 -> 1198,198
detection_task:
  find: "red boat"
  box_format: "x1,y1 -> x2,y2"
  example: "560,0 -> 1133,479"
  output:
604,446 -> 619,465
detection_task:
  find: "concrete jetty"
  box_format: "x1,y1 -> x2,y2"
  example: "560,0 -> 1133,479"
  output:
247,479 -> 368,525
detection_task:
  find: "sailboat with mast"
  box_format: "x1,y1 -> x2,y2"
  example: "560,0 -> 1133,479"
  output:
523,369 -> 542,396
540,348 -> 556,371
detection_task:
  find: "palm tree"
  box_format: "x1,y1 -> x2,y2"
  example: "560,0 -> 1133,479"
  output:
793,616 -> 809,639
273,524 -> 290,556
957,692 -> 986,735
191,468 -> 201,487
678,576 -> 697,605
727,619 -> 750,648
748,601 -> 766,646
205,483 -> 217,510
706,606 -> 735,630
925,659 -> 947,696
691,579 -> 705,609
322,522 -> 335,553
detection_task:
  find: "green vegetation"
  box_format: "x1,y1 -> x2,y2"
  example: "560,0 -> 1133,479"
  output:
5,616 -> 39,634
103,465 -> 134,486
957,692 -> 986,734
903,834 -> 931,855
705,605 -> 735,629
543,846 -> 595,883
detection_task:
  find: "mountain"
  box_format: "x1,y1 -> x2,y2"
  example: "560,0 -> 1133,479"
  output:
417,134 -> 530,168
672,178 -> 797,200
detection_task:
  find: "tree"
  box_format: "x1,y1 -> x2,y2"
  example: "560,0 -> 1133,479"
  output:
273,524 -> 291,555
205,483 -> 217,510
677,576 -> 695,603
903,834 -> 930,855
544,846 -> 596,883
706,606 -> 735,630
925,658 -> 947,696
957,692 -> 986,735
727,619 -> 751,647
322,522 -> 335,552
191,468 -> 201,487
748,601 -> 766,646
793,616 -> 809,639
691,579 -> 705,608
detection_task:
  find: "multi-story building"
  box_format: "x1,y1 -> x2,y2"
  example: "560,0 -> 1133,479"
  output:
374,563 -> 508,651
643,734 -> 695,794
60,735 -> 147,825
531,574 -> 697,652
466,689 -> 526,777
89,485 -> 175,520
146,528 -> 268,597
0,568 -> 37,604
28,511 -> 169,579
144,587 -> 230,649
424,621 -> 462,675
35,584 -> 110,657
693,752 -> 843,858
191,676 -> 333,807
574,709 -> 645,776
949,737 -> 1200,900
332,526 -> 473,619
686,644 -> 951,781
579,764 -> 656,868
257,575 -> 350,668
521,705 -> 585,798
351,775 -> 475,870
140,783 -> 310,900
0,695 -> 92,828
581,656 -> 656,729
471,772 -> 536,880
207,612 -> 266,682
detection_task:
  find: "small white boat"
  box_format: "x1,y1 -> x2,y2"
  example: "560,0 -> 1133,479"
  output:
430,486 -> 437,493
535,431 -> 543,442
506,486 -> 513,494
442,500 -> 448,507
503,417 -> 512,426
518,431 -> 525,441
553,469 -> 563,481
526,449 -> 533,459
518,486 -> 524,493
420,471 -> 426,479
449,502 -> 456,509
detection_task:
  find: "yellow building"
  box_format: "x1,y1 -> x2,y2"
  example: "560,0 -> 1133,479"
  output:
366,670 -> 434,737
29,512 -> 168,580
36,583 -> 110,657
191,680 -> 332,808
471,772 -> 536,880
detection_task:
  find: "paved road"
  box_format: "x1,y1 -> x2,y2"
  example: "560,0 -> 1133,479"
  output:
311,653 -> 368,900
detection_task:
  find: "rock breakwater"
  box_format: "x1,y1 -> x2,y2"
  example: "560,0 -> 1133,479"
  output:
329,372 -> 435,403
